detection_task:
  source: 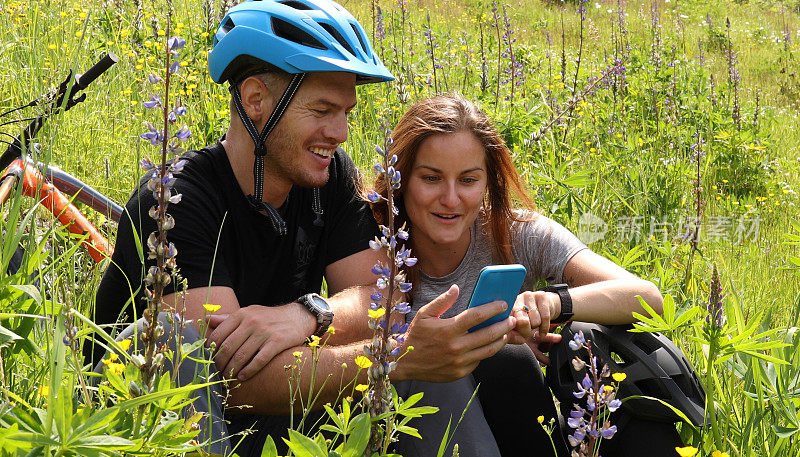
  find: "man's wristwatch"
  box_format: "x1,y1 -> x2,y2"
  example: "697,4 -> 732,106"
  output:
297,293 -> 334,337
540,283 -> 573,324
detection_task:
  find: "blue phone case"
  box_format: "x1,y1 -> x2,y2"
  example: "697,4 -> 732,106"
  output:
466,264 -> 527,332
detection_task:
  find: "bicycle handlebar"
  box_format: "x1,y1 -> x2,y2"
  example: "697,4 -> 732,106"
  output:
75,52 -> 118,91
0,53 -> 117,172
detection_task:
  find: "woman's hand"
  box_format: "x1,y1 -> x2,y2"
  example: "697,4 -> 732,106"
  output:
526,332 -> 562,366
514,291 -> 561,340
392,284 -> 517,382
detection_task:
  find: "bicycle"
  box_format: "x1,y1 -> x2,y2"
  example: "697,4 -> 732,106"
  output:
0,53 -> 121,270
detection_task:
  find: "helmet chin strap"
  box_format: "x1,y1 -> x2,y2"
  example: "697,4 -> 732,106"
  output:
231,73 -> 324,235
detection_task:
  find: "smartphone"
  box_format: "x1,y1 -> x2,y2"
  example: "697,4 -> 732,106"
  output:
466,264 -> 527,332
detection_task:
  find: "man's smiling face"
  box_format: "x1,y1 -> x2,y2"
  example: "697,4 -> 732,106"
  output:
262,71 -> 357,189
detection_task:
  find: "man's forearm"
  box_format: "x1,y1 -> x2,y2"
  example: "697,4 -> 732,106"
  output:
324,285 -> 376,345
225,340 -> 368,415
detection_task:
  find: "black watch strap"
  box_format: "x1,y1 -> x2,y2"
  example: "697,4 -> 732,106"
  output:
541,283 -> 573,324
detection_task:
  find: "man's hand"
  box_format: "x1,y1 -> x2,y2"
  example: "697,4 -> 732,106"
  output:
392,284 -> 517,383
526,332 -> 562,366
205,303 -> 315,381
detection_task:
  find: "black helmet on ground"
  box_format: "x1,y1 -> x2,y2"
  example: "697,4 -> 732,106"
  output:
546,322 -> 707,428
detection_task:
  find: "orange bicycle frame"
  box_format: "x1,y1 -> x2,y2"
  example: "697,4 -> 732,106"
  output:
2,158 -> 113,263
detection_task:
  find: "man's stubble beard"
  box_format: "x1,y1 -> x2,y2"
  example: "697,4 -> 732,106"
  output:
262,126 -> 331,189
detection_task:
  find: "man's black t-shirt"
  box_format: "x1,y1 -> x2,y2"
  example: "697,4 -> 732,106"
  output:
95,142 -> 379,328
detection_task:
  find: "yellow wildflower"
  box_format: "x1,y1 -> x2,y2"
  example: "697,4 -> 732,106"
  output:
355,384 -> 368,392
612,372 -> 627,382
712,452 -> 729,457
292,351 -> 303,358
355,356 -> 373,369
603,385 -> 614,393
675,446 -> 698,457
308,335 -> 321,348
327,325 -> 336,334
107,362 -> 125,376
203,303 -> 221,313
368,308 -> 386,319
38,385 -> 50,397
537,415 -> 545,424
118,339 -> 132,351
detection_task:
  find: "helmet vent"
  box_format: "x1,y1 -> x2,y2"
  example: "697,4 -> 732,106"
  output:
633,338 -> 658,354
319,22 -> 356,55
221,17 -> 235,34
271,17 -> 327,50
278,0 -> 313,10
350,23 -> 368,54
609,350 -> 630,366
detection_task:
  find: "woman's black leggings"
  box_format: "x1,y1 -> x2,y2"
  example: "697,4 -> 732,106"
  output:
472,344 -> 684,457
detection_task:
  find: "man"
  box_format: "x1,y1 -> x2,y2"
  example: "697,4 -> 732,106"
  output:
95,1 -> 520,456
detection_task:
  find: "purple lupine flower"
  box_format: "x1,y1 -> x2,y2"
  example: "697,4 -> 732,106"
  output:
569,330 -> 585,350
140,128 -> 162,145
399,282 -> 412,293
168,36 -> 186,51
143,94 -> 161,109
367,190 -> 382,203
707,264 -> 725,329
147,73 -> 163,84
174,125 -> 191,140
394,302 -> 411,314
169,60 -> 181,75
140,157 -> 156,171
600,424 -> 617,438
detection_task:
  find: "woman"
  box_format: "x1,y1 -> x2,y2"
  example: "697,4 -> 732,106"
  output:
371,95 -> 681,456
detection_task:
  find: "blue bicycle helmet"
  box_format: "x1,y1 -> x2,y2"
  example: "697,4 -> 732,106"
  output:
207,0 -> 393,235
209,0 -> 393,84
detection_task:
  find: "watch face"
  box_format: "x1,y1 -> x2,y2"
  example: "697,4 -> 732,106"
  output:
311,294 -> 330,311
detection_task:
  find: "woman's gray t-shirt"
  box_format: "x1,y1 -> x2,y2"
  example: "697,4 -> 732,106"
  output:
408,211 -> 588,320
395,211 -> 588,457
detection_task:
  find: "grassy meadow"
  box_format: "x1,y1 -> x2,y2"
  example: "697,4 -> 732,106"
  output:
1,0 -> 800,455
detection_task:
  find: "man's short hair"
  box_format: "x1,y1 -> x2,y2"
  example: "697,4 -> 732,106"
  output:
225,55 -> 291,87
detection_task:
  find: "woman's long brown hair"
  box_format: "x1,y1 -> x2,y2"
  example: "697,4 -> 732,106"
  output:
371,94 -> 535,273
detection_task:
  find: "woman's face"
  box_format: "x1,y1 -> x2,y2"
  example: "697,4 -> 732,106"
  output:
404,130 -> 488,250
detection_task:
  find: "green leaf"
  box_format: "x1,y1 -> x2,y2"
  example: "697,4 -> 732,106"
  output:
8,285 -> 42,305
284,430 -> 327,457
435,417 -> 452,457
0,324 -> 22,347
395,425 -> 421,439
73,434 -> 137,449
68,407 -> 119,442
620,395 -> 698,430
340,414 -> 369,457
396,406 -> 439,418
397,392 -> 424,411
773,425 -> 799,438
